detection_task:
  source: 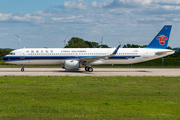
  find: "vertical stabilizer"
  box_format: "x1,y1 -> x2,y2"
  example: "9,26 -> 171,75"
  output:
145,25 -> 172,49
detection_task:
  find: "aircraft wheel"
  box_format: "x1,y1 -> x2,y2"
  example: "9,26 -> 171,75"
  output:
21,65 -> 25,72
88,67 -> 93,72
85,67 -> 89,71
21,68 -> 24,72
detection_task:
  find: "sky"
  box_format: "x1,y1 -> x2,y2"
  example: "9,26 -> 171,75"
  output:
0,0 -> 180,49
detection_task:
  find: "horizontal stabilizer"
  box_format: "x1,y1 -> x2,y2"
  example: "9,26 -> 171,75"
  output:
155,50 -> 175,55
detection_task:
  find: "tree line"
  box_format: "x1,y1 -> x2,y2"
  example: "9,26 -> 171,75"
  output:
0,48 -> 12,60
64,37 -> 109,48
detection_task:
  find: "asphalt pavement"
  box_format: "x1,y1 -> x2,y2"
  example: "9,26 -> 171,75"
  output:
0,68 -> 179,76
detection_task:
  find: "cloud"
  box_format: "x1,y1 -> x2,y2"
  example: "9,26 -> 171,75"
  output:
97,0 -> 180,14
67,15 -> 83,19
154,0 -> 180,4
51,15 -> 93,23
0,13 -> 44,23
0,33 -> 9,37
33,11 -> 53,17
173,18 -> 180,22
51,17 -> 64,21
91,1 -> 98,7
98,0 -> 152,8
51,15 -> 83,22
58,0 -> 88,10
0,27 -> 10,30
12,14 -> 43,22
0,13 -> 12,21
137,18 -> 166,24
47,0 -> 180,27
93,0 -> 180,20
2,0 -> 180,27
1,0 -> 180,48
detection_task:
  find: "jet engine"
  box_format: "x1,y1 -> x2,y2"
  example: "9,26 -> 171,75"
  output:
64,60 -> 81,70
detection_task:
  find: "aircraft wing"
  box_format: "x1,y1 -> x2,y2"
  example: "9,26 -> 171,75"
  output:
72,45 -> 121,64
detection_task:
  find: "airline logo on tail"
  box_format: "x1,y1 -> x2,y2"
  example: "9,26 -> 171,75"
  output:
157,35 -> 168,45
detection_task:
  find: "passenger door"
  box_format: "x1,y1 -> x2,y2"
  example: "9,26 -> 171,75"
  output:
20,49 -> 25,59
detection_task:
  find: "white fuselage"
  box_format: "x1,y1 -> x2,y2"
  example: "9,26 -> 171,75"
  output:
3,48 -> 175,65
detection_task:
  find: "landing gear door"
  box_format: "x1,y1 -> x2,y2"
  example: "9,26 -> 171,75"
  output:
20,49 -> 25,59
143,50 -> 148,58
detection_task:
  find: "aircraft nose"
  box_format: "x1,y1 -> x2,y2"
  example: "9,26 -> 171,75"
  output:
2,56 -> 8,62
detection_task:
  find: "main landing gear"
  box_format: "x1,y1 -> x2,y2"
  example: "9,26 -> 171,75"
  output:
85,67 -> 93,72
21,65 -> 24,72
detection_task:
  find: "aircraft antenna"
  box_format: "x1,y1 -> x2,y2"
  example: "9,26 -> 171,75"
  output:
15,34 -> 21,49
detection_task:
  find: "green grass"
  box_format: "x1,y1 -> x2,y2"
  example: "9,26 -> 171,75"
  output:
0,76 -> 180,120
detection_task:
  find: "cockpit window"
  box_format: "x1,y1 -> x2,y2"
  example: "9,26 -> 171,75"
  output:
8,52 -> 15,55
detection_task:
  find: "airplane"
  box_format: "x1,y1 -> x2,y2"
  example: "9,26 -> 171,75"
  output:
3,25 -> 175,72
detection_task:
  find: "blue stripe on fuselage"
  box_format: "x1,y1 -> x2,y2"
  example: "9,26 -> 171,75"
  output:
3,55 -> 141,62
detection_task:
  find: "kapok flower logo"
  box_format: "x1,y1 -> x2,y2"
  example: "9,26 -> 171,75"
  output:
157,35 -> 168,45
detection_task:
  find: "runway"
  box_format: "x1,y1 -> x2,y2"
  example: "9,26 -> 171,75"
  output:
0,68 -> 179,76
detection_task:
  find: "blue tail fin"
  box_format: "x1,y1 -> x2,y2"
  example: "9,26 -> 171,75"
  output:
144,25 -> 172,49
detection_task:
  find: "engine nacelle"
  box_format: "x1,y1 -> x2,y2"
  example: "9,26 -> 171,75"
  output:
64,60 -> 81,70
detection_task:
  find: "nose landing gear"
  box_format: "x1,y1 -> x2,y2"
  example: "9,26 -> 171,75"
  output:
21,65 -> 24,72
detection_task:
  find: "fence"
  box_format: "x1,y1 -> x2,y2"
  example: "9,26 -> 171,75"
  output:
133,58 -> 180,66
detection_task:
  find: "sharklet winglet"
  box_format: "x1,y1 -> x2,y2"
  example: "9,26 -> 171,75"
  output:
112,45 -> 121,55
